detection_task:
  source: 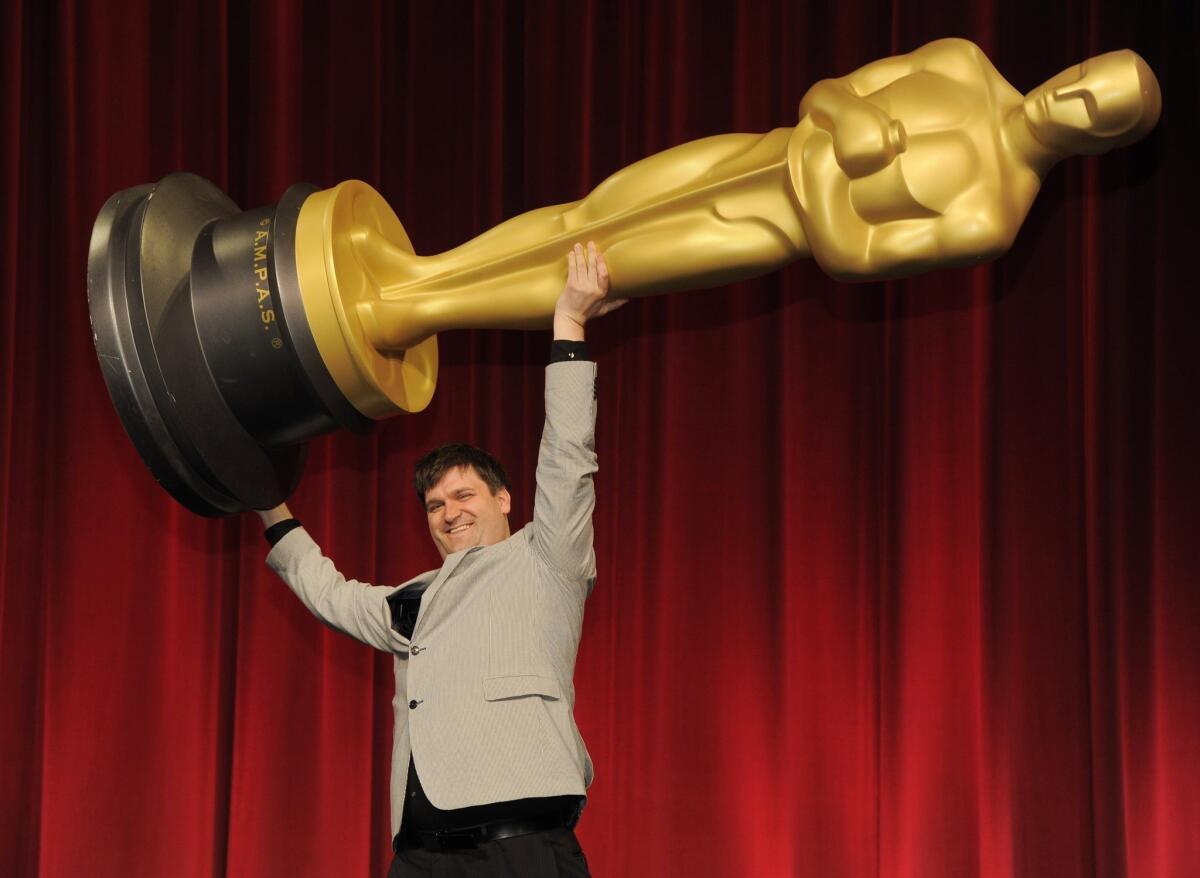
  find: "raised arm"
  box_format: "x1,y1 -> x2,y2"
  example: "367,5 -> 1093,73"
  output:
529,244 -> 625,584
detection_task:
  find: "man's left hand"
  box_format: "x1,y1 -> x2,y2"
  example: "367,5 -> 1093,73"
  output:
554,242 -> 627,341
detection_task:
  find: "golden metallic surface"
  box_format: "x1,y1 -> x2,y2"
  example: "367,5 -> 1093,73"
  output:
293,182 -> 438,416
788,39 -> 1160,279
294,39 -> 1160,417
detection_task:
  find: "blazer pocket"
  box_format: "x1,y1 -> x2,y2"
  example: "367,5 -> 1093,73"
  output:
483,674 -> 561,702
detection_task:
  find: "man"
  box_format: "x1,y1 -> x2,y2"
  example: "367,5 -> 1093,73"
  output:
255,242 -> 624,877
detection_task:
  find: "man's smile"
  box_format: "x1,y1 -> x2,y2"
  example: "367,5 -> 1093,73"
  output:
423,465 -> 513,558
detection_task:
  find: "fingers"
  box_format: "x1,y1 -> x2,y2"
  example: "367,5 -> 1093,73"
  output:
595,247 -> 610,292
567,247 -> 579,287
577,242 -> 595,290
556,243 -> 623,335
568,242 -> 609,294
584,242 -> 610,293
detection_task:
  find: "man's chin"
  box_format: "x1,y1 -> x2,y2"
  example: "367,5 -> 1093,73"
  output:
442,532 -> 478,554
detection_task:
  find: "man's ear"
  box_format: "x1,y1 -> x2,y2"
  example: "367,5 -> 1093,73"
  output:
497,487 -> 512,515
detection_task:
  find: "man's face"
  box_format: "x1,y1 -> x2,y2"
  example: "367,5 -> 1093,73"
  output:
424,465 -> 512,560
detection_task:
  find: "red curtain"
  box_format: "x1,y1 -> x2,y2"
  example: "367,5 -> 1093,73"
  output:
2,1 -> 1197,875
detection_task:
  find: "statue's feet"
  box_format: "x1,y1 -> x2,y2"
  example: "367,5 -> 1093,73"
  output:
349,224 -> 431,289
1021,49 -> 1161,156
356,298 -> 430,352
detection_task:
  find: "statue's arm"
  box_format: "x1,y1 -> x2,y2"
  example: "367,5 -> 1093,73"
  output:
797,38 -> 987,179
797,54 -> 920,179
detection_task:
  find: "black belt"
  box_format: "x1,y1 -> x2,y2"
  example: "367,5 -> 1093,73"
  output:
393,810 -> 572,854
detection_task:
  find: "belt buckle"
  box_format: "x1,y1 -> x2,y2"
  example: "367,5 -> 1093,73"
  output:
430,826 -> 484,852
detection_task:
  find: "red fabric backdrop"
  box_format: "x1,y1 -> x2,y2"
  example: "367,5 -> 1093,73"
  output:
2,1 -> 1197,875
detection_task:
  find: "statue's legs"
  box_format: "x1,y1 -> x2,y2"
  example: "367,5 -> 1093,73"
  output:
354,128 -> 810,349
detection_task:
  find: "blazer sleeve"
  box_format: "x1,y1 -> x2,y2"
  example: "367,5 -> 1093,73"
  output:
266,527 -> 406,652
529,360 -> 599,588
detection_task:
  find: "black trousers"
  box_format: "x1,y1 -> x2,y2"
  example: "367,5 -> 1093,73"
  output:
387,828 -> 590,877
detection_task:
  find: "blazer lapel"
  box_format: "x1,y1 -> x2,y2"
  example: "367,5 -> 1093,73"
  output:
412,548 -> 472,635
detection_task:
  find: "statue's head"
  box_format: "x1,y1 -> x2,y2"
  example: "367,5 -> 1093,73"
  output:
415,444 -> 513,559
1023,50 -> 1162,156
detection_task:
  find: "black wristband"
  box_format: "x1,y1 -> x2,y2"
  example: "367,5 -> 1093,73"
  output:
264,518 -> 302,546
550,340 -> 590,363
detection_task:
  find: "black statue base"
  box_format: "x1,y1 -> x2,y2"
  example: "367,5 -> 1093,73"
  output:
88,173 -> 367,516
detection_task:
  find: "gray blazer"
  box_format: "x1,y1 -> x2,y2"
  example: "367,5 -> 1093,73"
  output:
266,361 -> 598,836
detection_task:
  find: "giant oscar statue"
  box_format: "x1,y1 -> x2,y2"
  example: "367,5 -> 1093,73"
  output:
88,39 -> 1161,515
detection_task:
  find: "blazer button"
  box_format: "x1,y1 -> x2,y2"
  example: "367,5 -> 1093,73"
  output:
408,699 -> 419,709
411,645 -> 421,655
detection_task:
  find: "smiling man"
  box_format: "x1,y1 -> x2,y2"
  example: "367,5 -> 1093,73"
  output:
418,446 -> 513,560
255,243 -> 623,878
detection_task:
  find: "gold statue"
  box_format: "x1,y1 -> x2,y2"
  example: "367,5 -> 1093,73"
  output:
87,38 -> 1163,514
294,39 -> 1160,418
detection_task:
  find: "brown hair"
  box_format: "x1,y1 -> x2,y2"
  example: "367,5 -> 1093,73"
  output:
413,443 -> 509,505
